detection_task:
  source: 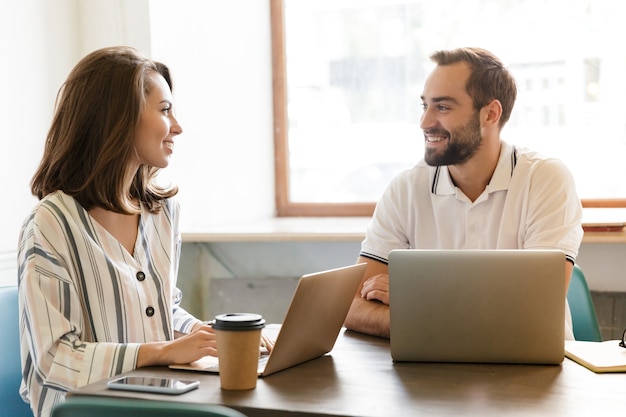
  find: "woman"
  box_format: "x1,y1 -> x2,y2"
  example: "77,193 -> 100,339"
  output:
17,46 -> 269,417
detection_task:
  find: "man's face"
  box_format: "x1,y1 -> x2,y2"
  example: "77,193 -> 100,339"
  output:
419,62 -> 482,166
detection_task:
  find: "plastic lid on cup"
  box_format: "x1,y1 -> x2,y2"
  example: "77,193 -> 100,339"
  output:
211,313 -> 266,331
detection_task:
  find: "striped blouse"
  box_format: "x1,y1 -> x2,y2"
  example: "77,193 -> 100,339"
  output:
17,191 -> 202,417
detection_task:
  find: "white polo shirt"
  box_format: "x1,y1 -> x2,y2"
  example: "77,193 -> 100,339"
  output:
360,141 -> 583,340
361,141 -> 583,263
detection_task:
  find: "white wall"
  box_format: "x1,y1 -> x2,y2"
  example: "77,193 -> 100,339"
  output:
75,0 -> 151,53
2,0 -> 78,261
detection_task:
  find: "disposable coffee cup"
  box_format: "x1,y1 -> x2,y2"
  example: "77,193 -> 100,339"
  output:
212,313 -> 265,390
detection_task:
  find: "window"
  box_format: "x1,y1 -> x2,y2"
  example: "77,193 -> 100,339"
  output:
271,0 -> 626,217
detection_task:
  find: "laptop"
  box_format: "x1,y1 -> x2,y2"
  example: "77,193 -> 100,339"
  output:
388,249 -> 566,365
170,263 -> 366,376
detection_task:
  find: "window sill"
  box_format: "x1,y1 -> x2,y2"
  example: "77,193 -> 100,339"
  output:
181,217 -> 370,243
580,208 -> 626,243
181,208 -> 626,244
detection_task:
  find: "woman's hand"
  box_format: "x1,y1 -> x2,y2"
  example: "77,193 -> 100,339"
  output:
261,333 -> 275,353
137,323 -> 217,367
138,322 -> 276,369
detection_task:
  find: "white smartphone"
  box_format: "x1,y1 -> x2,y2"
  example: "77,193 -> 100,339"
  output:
107,376 -> 199,395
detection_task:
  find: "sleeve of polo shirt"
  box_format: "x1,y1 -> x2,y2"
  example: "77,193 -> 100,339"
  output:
361,172 -> 412,264
523,158 -> 583,263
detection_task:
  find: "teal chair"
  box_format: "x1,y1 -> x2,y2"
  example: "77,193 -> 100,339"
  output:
0,286 -> 33,416
567,265 -> 602,342
51,396 -> 248,417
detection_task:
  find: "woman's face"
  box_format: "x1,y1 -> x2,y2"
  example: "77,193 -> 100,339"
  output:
133,71 -> 183,170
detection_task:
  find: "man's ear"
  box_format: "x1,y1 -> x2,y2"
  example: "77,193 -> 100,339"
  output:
481,99 -> 502,127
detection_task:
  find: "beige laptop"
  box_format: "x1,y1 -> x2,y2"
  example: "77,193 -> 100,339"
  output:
389,249 -> 565,365
171,263 -> 366,376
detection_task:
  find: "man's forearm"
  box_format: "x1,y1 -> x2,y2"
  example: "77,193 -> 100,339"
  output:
344,297 -> 391,338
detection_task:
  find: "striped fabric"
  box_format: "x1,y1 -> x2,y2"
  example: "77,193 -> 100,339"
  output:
17,191 -> 202,417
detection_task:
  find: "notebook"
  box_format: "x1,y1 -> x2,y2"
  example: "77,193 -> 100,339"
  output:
565,340 -> 626,373
170,263 -> 366,376
388,249 -> 566,365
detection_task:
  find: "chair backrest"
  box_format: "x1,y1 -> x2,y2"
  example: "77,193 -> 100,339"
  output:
0,286 -> 33,416
567,265 -> 602,342
51,396 -> 248,417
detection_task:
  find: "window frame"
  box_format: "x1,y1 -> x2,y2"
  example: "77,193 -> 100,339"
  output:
270,0 -> 626,217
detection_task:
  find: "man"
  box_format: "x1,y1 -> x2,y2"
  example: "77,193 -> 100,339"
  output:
344,47 -> 583,339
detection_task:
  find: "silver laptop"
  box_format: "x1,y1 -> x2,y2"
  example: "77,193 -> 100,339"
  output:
389,249 -> 565,365
171,263 -> 366,376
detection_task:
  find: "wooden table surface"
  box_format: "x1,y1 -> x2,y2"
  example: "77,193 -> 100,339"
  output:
69,328 -> 626,416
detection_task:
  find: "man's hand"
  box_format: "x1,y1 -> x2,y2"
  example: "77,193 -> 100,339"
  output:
361,273 -> 390,305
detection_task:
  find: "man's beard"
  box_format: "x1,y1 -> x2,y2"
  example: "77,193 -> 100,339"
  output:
424,112 -> 482,166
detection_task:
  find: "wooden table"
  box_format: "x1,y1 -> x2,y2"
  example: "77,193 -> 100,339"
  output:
69,329 -> 625,416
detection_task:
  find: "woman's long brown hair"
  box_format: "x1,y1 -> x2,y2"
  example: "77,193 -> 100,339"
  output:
31,46 -> 178,214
